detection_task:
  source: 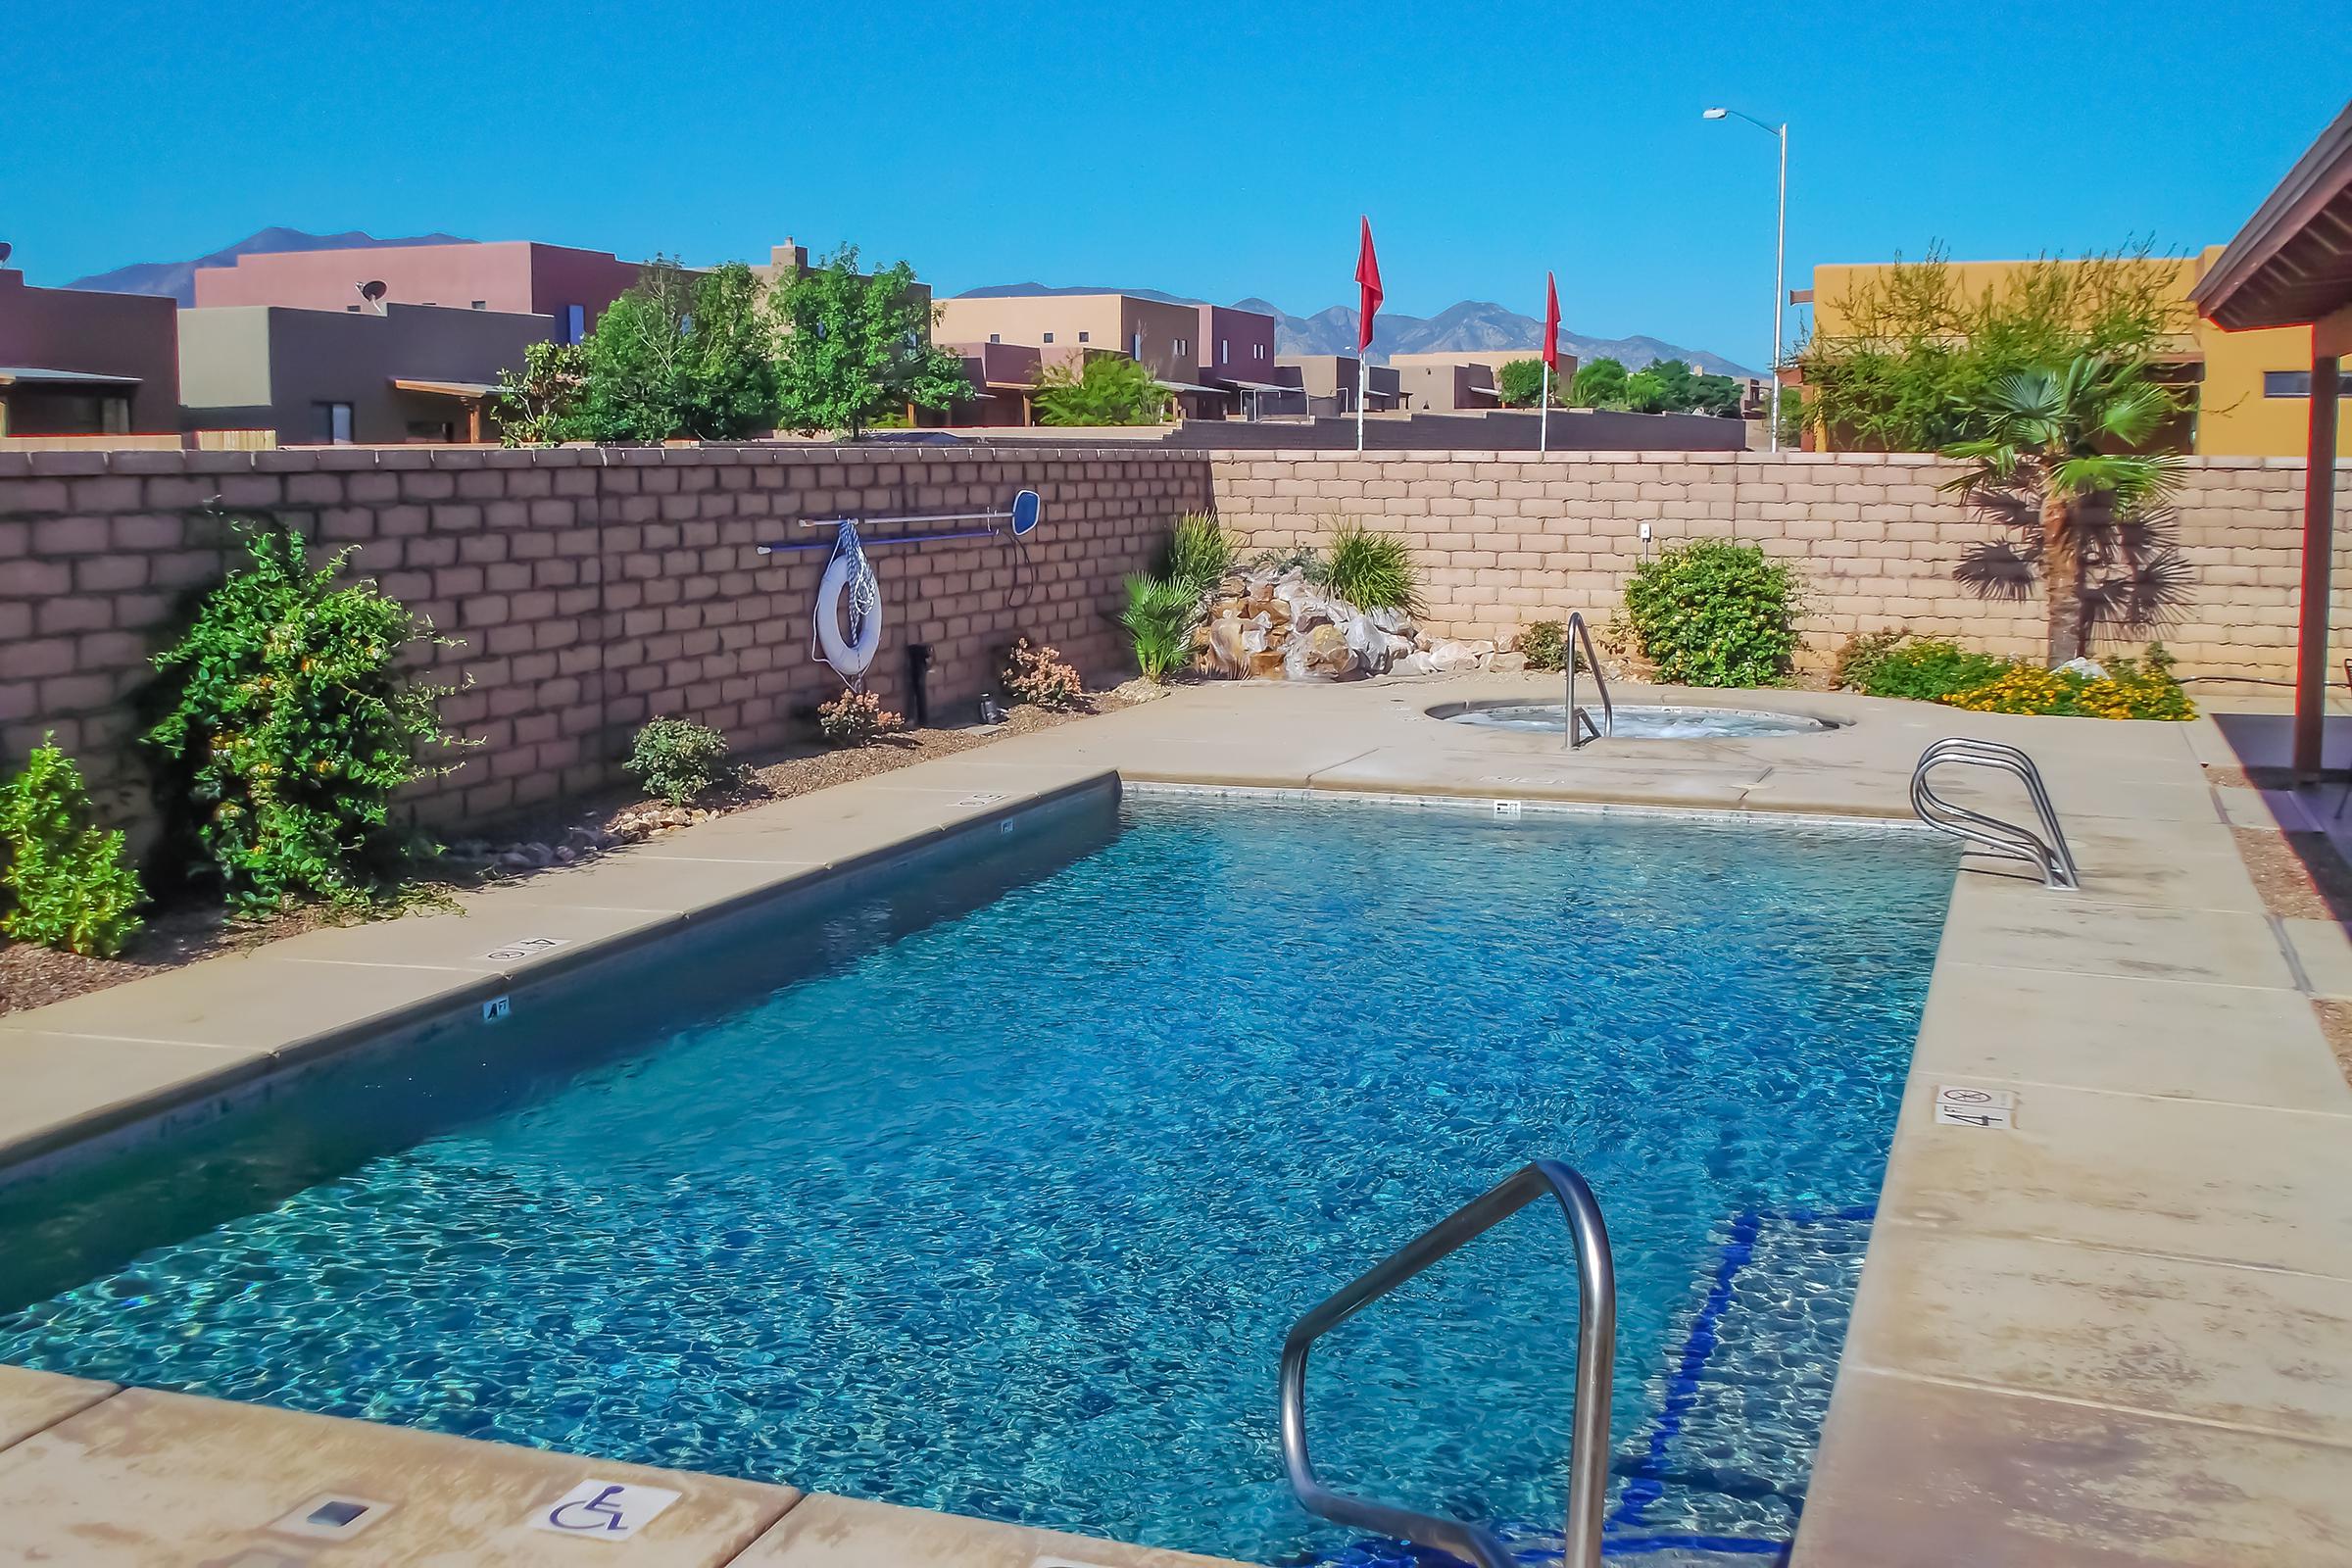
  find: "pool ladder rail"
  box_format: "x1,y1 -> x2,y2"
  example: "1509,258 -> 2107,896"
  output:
1278,1159 -> 1616,1568
1564,612 -> 1614,750
1911,737 -> 2082,890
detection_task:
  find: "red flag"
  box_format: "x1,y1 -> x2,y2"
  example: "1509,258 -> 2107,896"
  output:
1542,271 -> 1560,371
1354,217 -> 1383,353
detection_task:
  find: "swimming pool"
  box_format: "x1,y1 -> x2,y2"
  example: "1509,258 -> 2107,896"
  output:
0,795 -> 1953,1563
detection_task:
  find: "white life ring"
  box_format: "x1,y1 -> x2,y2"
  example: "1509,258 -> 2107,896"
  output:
815,550 -> 882,679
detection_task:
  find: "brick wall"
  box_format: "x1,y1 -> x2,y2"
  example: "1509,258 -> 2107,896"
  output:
0,445 -> 1208,836
7,444 -> 2350,845
1207,450 -> 2352,677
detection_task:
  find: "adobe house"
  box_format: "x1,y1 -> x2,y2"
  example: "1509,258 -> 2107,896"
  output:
193,240 -> 644,347
0,265 -> 178,435
178,303 -> 552,444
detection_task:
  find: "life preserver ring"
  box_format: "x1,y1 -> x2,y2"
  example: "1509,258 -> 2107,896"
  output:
815,550 -> 882,679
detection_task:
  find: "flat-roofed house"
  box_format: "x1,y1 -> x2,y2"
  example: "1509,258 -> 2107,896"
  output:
0,267 -> 178,435
193,240 -> 644,348
178,303 -> 552,445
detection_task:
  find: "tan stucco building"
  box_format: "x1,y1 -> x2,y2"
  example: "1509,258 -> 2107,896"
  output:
1808,247 -> 2349,457
933,294 -> 1202,383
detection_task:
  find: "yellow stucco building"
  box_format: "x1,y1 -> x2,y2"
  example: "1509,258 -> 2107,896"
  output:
1806,247 -> 2350,456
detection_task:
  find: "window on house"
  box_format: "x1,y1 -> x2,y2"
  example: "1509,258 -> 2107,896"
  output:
101,397 -> 131,434
318,402 -> 355,445
345,304 -> 362,313
1131,332 -> 1144,357
2266,371 -> 2311,398
562,304 -> 587,345
1043,332 -> 1054,343
1078,330 -> 1090,343
1253,343 -> 1266,360
1219,338 -> 1229,364
470,300 -> 487,310
989,333 -> 1002,343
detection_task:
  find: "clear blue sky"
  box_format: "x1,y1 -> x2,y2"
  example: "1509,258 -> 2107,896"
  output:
8,0 -> 2348,369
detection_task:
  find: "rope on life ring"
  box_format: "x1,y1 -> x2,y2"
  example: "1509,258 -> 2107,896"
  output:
812,521 -> 882,684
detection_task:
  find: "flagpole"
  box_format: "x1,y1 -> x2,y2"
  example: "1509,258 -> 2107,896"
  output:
1356,355 -> 1367,453
1539,363 -> 1549,455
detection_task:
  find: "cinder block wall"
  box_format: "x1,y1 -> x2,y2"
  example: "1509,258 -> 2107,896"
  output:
6,444 -> 2349,844
0,445 -> 1207,835
1206,450 -> 2352,678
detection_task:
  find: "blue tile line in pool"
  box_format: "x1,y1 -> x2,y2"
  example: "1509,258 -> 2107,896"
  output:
1319,1203 -> 1871,1567
1599,1203 -> 1878,1563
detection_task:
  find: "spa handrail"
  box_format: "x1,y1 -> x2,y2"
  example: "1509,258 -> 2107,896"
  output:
1278,1159 -> 1616,1568
1565,612 -> 1613,750
1911,737 -> 2082,890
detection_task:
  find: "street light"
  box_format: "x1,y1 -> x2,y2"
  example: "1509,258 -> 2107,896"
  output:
1704,106 -> 1788,451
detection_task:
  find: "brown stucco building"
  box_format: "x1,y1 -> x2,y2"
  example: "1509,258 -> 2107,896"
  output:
0,268 -> 179,435
178,303 -> 553,444
193,241 -> 644,347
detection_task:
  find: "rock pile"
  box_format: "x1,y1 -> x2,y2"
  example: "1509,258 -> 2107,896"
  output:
1192,569 -> 1498,682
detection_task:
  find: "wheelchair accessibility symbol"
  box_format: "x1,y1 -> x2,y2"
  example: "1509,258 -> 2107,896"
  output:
527,1479 -> 681,1543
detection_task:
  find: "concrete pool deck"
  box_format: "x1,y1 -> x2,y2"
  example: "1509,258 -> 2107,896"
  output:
0,671 -> 2347,1565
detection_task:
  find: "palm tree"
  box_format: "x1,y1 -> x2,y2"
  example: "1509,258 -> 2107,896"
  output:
1944,355 -> 2185,665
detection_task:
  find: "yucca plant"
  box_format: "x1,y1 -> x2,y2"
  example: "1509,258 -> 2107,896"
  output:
1161,513 -> 1236,599
1119,573 -> 1201,683
1318,518 -> 1423,615
1943,354 -> 2187,665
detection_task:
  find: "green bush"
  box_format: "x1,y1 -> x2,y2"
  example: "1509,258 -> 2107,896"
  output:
1518,620 -> 1568,672
1119,573 -> 1201,683
1320,519 -> 1423,614
1160,514 -> 1236,598
0,738 -> 144,957
1621,539 -> 1803,687
627,716 -> 735,802
150,525 -> 466,914
1839,635 -> 2016,702
1032,356 -> 1173,425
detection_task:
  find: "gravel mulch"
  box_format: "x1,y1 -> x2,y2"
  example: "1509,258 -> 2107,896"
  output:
0,685 -> 1164,1022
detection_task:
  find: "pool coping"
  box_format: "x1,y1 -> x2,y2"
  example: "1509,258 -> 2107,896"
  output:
2,673 -> 2348,1565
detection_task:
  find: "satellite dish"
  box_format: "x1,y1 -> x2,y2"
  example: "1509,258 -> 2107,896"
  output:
0,243 -> 13,265
1009,489 -> 1042,536
360,280 -> 388,303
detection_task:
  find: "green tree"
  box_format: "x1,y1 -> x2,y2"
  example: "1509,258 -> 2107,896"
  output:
564,258 -> 778,442
1622,367 -> 1670,413
1572,357 -> 1629,408
1944,355 -> 2187,665
1796,242 -> 2190,452
493,339 -> 590,445
770,245 -> 973,437
1496,358 -> 1570,409
1032,355 -> 1173,425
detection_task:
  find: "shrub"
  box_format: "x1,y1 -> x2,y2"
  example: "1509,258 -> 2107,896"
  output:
1319,519 -> 1422,614
1518,620 -> 1568,672
1161,514 -> 1236,598
1248,544 -> 1323,578
1032,356 -> 1173,426
150,525 -> 466,914
0,738 -> 144,957
1621,539 -> 1803,687
1119,574 -> 1201,683
1843,636 -> 2016,703
1003,638 -> 1085,710
626,716 -> 736,802
1942,645 -> 2195,720
815,690 -> 906,746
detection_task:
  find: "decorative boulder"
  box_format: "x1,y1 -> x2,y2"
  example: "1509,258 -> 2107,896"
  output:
1284,622 -> 1361,680
1205,613 -> 1250,678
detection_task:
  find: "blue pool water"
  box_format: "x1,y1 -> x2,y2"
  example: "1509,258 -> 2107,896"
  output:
0,797 -> 1952,1564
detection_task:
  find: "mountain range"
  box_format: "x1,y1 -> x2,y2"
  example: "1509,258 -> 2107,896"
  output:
57,231 -> 1753,376
65,227 -> 473,306
957,282 -> 1754,377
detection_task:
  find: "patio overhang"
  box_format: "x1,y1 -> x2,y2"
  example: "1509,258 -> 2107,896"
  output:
2190,99 -> 2352,779
389,378 -> 503,443
0,367 -> 144,388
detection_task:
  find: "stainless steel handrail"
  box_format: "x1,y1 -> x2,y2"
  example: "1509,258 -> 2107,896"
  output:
1564,612 -> 1614,750
1278,1159 -> 1615,1568
1911,737 -> 2082,889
